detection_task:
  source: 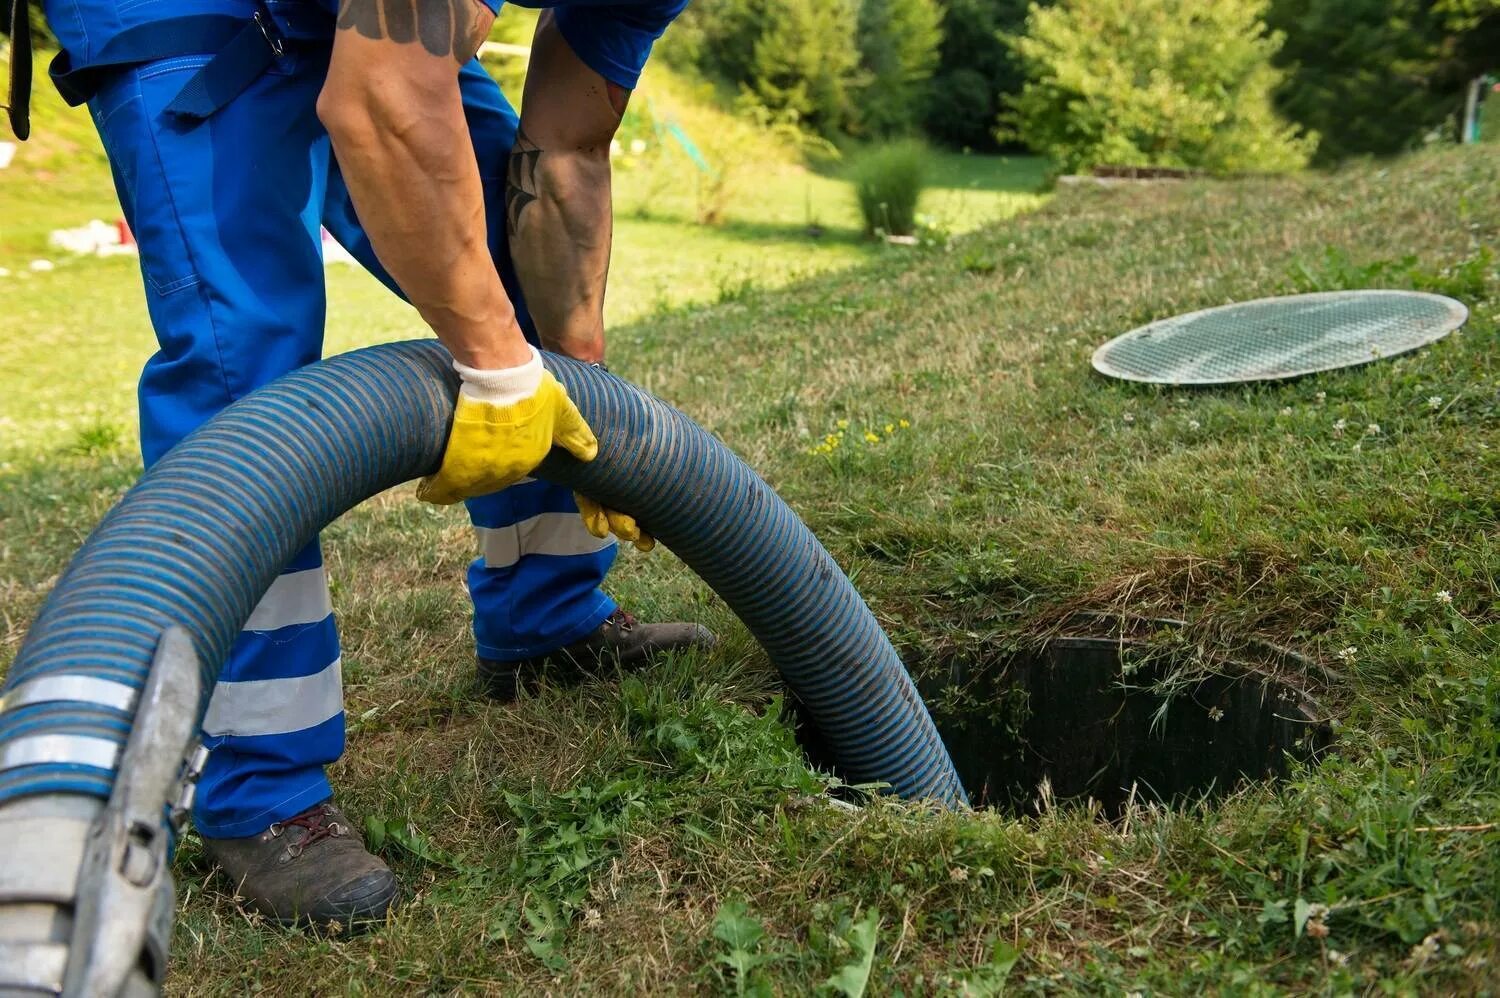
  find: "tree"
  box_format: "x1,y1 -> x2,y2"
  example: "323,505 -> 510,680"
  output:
663,0 -> 766,85
671,0 -> 865,136
925,0 -> 1034,150
1001,0 -> 1315,174
746,0 -> 863,134
1267,0 -> 1500,162
855,0 -> 945,136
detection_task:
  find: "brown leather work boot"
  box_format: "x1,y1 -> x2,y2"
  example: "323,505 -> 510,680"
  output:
202,801 -> 398,929
478,608 -> 716,701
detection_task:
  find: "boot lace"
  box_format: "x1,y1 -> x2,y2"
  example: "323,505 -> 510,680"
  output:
269,804 -> 347,858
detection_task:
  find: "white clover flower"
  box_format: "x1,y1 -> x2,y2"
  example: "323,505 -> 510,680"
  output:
1188,419 -> 1201,431
1208,706 -> 1225,722
1428,396 -> 1443,410
1336,646 -> 1358,663
1315,391 -> 1327,403
1332,419 -> 1347,437
1366,423 -> 1380,435
1409,933 -> 1442,966
1122,412 -> 1135,423
1435,590 -> 1453,604
1280,406 -> 1294,416
1328,949 -> 1350,968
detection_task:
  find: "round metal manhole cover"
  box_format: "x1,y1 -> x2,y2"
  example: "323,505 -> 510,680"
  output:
1092,290 -> 1469,385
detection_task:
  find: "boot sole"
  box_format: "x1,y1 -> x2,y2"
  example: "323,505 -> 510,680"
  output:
256,871 -> 400,931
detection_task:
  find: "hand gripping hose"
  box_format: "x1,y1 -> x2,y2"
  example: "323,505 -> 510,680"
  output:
0,340 -> 964,994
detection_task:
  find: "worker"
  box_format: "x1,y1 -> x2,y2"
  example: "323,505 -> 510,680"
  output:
18,0 -> 711,928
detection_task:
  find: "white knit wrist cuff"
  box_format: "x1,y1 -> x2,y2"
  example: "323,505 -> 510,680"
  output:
453,347 -> 544,407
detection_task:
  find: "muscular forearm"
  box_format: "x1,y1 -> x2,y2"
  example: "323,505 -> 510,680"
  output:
507,129 -> 613,362
319,3 -> 531,370
505,10 -> 628,364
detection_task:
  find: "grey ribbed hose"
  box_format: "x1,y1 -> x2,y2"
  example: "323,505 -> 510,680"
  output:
0,340 -> 966,810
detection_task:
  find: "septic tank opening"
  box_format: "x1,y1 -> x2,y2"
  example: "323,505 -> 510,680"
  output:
796,629 -> 1332,816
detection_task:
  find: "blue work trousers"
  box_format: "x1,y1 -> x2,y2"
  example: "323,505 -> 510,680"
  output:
88,50 -> 617,838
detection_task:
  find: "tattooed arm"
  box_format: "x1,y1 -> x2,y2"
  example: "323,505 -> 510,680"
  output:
319,0 -> 532,369
505,11 -> 630,364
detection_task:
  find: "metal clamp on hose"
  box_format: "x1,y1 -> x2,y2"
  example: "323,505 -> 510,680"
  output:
61,627 -> 204,997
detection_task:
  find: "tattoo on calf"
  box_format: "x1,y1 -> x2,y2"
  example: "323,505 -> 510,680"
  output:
506,129 -> 541,234
336,0 -> 492,63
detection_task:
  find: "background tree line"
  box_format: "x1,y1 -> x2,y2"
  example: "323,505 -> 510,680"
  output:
4,0 -> 1496,169
660,0 -> 1497,169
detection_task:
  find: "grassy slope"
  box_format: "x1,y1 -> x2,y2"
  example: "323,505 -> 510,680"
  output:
2,65 -> 1497,998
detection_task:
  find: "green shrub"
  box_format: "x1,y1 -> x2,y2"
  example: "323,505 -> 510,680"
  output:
848,140 -> 929,236
1000,0 -> 1315,175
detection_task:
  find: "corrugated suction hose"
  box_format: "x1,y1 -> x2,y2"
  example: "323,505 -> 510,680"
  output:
2,340 -> 965,812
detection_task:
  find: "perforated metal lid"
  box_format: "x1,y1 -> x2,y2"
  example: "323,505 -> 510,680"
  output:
1092,290 -> 1468,385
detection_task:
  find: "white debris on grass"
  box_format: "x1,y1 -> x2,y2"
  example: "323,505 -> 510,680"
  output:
29,259 -> 55,272
48,219 -> 137,257
45,219 -> 359,268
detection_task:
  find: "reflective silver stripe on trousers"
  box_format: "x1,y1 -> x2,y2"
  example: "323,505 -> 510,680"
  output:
476,511 -> 615,569
243,565 -> 333,631
0,734 -> 121,772
200,658 -> 344,738
0,674 -> 139,714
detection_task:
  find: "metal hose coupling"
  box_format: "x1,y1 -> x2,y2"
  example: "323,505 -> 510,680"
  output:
0,628 -> 205,996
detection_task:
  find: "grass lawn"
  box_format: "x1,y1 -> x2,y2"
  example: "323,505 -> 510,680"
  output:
2,72 -> 1498,994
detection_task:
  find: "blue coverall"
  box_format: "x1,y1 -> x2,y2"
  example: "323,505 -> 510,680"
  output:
42,0 -> 687,838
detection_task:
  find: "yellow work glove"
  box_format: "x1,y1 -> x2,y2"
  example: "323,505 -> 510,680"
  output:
417,347 -> 598,506
576,494 -> 656,552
